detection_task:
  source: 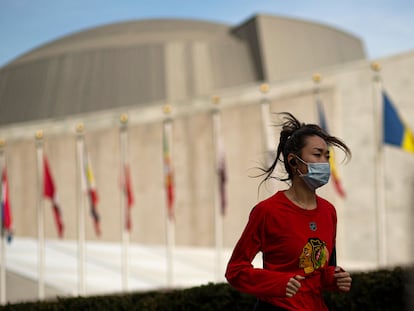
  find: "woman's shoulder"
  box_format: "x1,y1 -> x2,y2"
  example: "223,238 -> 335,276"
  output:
316,195 -> 335,208
253,191 -> 287,212
316,195 -> 337,215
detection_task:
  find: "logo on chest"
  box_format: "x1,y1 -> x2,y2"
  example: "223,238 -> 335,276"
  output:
309,221 -> 317,231
299,237 -> 329,274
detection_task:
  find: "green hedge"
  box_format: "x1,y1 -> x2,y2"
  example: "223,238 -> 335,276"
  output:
323,266 -> 411,311
1,266 -> 412,311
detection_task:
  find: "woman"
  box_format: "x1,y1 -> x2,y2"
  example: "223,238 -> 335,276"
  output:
225,112 -> 352,310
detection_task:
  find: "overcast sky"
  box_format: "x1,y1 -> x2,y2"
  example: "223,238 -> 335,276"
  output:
0,0 -> 413,67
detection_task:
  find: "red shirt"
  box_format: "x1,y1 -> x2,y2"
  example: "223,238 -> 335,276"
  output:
225,191 -> 339,310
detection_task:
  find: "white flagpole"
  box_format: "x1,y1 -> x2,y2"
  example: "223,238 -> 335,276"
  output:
312,73 -> 344,256
119,114 -> 130,292
212,95 -> 224,282
163,105 -> 175,287
259,83 -> 274,166
371,62 -> 387,267
35,130 -> 45,300
166,203 -> 175,288
76,124 -> 86,295
0,139 -> 6,304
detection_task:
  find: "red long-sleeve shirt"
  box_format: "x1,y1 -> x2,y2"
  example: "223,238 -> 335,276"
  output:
225,191 -> 339,310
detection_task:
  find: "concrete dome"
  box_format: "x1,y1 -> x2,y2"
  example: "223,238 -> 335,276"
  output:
0,15 -> 365,126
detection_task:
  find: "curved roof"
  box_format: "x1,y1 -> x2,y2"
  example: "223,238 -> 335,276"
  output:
0,15 -> 365,126
13,19 -> 231,65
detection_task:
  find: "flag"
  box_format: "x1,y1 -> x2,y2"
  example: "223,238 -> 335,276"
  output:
383,91 -> 414,153
213,111 -> 228,215
217,149 -> 227,216
82,145 -> 101,236
163,121 -> 175,220
43,156 -> 64,238
122,164 -> 134,231
317,100 -> 346,197
1,168 -> 13,242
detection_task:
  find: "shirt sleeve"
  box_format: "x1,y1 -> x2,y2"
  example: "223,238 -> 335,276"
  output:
320,265 -> 337,290
225,205 -> 293,298
322,205 -> 339,291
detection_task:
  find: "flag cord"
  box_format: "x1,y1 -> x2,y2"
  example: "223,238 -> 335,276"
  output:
212,110 -> 225,282
35,139 -> 45,300
0,149 -> 6,304
76,136 -> 86,295
163,118 -> 175,287
120,125 -> 129,292
372,72 -> 387,267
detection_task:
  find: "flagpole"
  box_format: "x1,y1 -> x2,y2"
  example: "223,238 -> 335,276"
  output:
0,139 -> 6,304
259,83 -> 274,166
76,124 -> 86,295
211,95 -> 225,282
312,73 -> 322,105
119,114 -> 130,292
313,73 -> 345,258
35,130 -> 45,300
163,105 -> 175,287
371,62 -> 387,267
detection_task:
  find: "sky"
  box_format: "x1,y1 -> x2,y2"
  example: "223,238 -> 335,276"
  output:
0,0 -> 413,67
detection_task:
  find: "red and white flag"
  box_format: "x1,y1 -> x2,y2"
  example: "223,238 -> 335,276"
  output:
122,164 -> 134,231
317,100 -> 346,198
43,156 -> 64,238
1,168 -> 13,242
163,121 -> 175,220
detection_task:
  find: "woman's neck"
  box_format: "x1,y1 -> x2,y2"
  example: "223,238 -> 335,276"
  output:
285,186 -> 317,210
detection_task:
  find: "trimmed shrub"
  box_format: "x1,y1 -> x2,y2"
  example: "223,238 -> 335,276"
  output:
1,266 -> 412,311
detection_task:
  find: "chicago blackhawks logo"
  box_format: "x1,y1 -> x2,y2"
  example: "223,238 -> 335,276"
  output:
299,238 -> 329,274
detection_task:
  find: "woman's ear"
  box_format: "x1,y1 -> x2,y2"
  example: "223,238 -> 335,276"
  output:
287,154 -> 297,167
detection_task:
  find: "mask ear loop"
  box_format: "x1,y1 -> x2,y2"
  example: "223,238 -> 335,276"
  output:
294,155 -> 307,165
296,167 -> 305,177
293,155 -> 308,176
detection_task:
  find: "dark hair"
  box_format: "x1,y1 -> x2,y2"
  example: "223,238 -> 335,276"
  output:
259,112 -> 351,186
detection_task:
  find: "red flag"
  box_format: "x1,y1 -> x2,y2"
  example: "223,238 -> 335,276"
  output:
82,145 -> 101,236
163,121 -> 175,220
123,164 -> 134,231
217,153 -> 227,216
43,156 -> 64,238
2,168 -> 13,242
212,110 -> 227,216
317,100 -> 346,198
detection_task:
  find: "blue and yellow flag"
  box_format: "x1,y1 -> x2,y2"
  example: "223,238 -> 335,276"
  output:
383,91 -> 414,153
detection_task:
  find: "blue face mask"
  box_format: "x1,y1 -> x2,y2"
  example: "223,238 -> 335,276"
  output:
295,156 -> 330,190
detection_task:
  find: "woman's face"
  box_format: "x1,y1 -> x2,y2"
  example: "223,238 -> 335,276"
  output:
299,135 -> 329,167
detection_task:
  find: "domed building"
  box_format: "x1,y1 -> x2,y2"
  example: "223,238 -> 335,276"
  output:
0,14 -> 365,125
